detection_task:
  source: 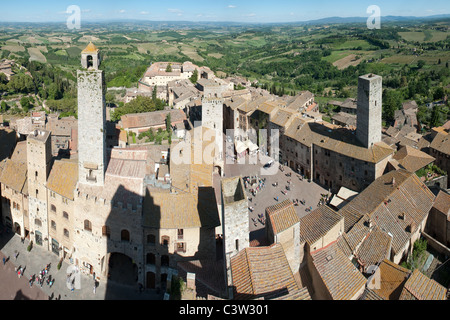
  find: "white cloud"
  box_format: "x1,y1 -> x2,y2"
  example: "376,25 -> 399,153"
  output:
228,5 -> 236,8
140,11 -> 150,15
119,9 -> 126,14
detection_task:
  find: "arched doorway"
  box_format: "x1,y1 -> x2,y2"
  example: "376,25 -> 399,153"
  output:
87,55 -> 93,68
14,222 -> 21,236
108,253 -> 138,286
146,272 -> 155,289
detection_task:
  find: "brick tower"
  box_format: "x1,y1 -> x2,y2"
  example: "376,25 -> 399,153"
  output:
77,42 -> 106,186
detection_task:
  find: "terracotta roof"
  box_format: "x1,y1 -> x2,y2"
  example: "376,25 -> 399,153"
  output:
121,109 -> 186,130
300,205 -> 343,245
286,121 -> 394,163
46,160 -> 78,200
81,42 -> 99,54
270,109 -> 297,128
339,170 -> 435,255
10,141 -> 27,164
266,200 -> 300,235
400,269 -> 448,300
360,288 -> 384,300
355,226 -> 392,268
433,191 -> 450,217
230,244 -> 304,300
392,146 -> 435,173
430,131 -> 450,155
311,241 -> 367,300
373,259 -> 410,300
143,188 -> 220,229
0,159 -> 27,194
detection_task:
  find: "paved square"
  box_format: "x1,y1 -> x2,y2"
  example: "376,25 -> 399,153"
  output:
223,153 -> 329,245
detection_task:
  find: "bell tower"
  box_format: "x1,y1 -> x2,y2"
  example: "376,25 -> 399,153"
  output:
81,42 -> 101,70
77,43 -> 106,186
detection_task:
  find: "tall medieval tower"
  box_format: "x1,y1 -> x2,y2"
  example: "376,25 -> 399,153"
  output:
77,42 -> 107,186
27,130 -> 52,249
356,73 -> 382,148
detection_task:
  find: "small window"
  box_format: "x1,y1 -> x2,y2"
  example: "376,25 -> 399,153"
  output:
102,226 -> 110,238
35,219 -> 42,227
147,234 -> 156,245
235,239 -> 239,251
84,220 -> 92,232
51,220 -> 56,230
121,229 -> 130,242
63,211 -> 69,219
64,229 -> 69,238
161,235 -> 170,246
51,204 -> 56,212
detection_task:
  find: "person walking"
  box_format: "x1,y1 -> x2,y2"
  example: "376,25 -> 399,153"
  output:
2,257 -> 5,265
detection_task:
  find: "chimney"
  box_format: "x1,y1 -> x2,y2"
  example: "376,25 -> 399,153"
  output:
391,177 -> 396,186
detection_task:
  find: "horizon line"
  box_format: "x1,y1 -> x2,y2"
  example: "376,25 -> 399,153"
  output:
1,13 -> 449,25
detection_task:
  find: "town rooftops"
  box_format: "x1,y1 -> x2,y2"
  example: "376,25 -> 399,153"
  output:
230,244 -> 304,300
300,205 -> 343,246
400,269 -> 448,300
339,169 -> 435,255
391,145 -> 435,173
430,131 -> 450,155
121,109 -> 187,130
373,259 -> 411,300
265,200 -> 300,235
433,191 -> 450,218
311,241 -> 367,300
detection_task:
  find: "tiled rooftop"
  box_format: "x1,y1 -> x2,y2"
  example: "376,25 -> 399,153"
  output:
311,241 -> 366,300
47,160 -> 78,200
299,205 -> 343,245
400,269 -> 448,300
266,199 -> 300,235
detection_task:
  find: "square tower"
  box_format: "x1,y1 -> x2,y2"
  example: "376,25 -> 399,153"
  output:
221,176 -> 249,287
356,74 -> 382,148
27,129 -> 52,249
77,43 -> 106,186
202,94 -> 224,163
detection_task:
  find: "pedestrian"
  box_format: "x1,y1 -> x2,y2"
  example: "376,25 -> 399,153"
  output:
2,257 -> 5,265
14,251 -> 19,260
93,285 -> 96,294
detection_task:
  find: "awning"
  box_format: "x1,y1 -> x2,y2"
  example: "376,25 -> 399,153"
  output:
235,140 -> 247,154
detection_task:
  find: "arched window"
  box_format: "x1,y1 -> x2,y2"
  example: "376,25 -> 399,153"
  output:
51,204 -> 56,212
63,211 -> 69,219
147,234 -> 156,245
146,253 -> 155,265
84,220 -> 92,232
161,235 -> 170,247
121,229 -> 130,242
63,228 -> 69,238
51,220 -> 56,230
87,55 -> 93,68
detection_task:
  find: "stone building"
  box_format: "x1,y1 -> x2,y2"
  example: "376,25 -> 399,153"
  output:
221,176 -> 249,290
425,190 -> 450,247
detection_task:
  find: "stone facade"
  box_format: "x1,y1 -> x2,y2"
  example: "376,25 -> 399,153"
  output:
221,177 -> 249,287
356,74 -> 382,148
27,130 -> 52,250
77,69 -> 107,187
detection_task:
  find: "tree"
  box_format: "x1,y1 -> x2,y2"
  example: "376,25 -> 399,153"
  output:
189,69 -> 198,84
20,96 -> 31,112
165,63 -> 172,73
149,86 -> 156,101
430,105 -> 443,128
165,113 -> 172,133
383,89 -> 403,123
0,100 -> 8,113
417,60 -> 426,69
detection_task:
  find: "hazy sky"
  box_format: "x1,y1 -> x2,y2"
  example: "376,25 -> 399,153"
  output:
0,0 -> 449,23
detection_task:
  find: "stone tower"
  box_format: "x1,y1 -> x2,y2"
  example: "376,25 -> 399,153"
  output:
356,73 -> 382,148
221,176 -> 249,293
77,43 -> 107,186
27,129 -> 52,250
202,88 -> 224,172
